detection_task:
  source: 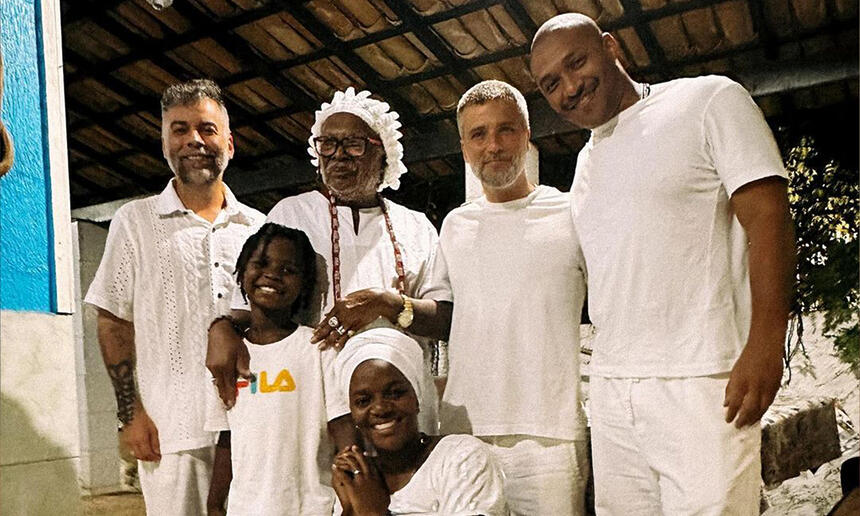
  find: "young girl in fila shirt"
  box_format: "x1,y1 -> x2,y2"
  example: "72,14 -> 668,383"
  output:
206,223 -> 355,516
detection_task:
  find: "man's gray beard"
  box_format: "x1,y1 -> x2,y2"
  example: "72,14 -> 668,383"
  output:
475,151 -> 526,190
171,155 -> 227,185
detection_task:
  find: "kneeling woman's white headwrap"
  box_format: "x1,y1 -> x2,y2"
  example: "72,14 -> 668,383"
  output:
336,326 -> 425,406
307,87 -> 407,191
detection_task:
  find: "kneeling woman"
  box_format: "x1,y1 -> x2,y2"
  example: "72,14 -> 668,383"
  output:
333,327 -> 508,515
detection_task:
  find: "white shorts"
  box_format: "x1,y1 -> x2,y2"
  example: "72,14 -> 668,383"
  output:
589,374 -> 761,515
480,435 -> 589,516
138,446 -> 215,516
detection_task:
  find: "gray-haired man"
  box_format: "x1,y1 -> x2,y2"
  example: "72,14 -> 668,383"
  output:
86,79 -> 264,514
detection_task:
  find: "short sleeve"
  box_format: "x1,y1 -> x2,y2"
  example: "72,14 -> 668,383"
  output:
320,348 -> 350,422
84,207 -> 137,322
438,437 -> 508,516
703,80 -> 786,196
415,240 -> 453,302
204,377 -> 230,432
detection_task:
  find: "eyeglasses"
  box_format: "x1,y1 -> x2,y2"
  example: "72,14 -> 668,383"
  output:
313,136 -> 382,158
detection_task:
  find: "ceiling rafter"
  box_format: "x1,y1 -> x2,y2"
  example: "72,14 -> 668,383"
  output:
64,0 -> 504,86
379,0 -> 481,88
618,0 -> 671,78
65,12 -> 302,153
287,2 -> 423,123
500,0 -> 538,40
168,1 -> 319,113
68,139 -> 165,194
748,0 -> 779,59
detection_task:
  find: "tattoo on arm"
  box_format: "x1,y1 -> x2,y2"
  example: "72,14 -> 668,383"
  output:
108,359 -> 137,425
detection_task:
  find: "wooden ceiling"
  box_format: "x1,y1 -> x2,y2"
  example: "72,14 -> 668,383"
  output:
62,0 -> 858,220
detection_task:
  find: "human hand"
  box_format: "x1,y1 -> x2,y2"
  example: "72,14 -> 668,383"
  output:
724,341 -> 784,428
332,445 -> 390,516
120,403 -> 161,461
206,319 -> 250,408
311,288 -> 401,350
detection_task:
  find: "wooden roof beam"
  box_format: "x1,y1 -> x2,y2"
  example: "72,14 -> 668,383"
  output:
64,1 -> 501,86
287,3 -> 423,124
618,0 -> 670,78
379,0 -> 482,88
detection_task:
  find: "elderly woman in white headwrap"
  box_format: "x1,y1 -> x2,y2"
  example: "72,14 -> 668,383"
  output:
207,89 -> 453,432
332,327 -> 507,516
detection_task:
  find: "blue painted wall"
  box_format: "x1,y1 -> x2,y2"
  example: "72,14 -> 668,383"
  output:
0,0 -> 55,312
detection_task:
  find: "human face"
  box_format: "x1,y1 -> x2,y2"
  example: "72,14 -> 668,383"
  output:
318,113 -> 386,203
349,359 -> 420,452
162,98 -> 234,185
530,26 -> 628,129
241,237 -> 304,313
459,99 -> 530,190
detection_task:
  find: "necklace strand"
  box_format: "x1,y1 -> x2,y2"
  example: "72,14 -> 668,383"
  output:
326,188 -> 407,301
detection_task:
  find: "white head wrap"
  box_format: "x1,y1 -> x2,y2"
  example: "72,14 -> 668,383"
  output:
307,87 -> 407,191
336,327 -> 424,406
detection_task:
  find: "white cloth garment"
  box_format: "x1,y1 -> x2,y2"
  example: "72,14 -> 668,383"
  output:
138,446 -> 215,516
85,181 -> 264,454
233,190 -> 449,433
204,326 -> 348,516
336,327 -> 428,407
387,434 -> 508,516
589,375 -> 761,515
571,76 -> 785,514
423,185 -> 588,442
571,75 -> 787,378
480,435 -> 589,516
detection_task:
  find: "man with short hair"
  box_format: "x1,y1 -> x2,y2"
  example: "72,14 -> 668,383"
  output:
323,80 -> 590,515
530,13 -> 795,514
86,79 -> 264,515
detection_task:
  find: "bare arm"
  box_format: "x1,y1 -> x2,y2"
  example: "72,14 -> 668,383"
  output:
724,176 -> 796,427
207,431 -> 232,516
96,308 -> 161,461
311,288 -> 453,349
206,309 -> 251,408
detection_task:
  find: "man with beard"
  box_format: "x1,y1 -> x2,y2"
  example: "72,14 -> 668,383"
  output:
86,80 -> 264,515
207,88 -> 450,434
530,14 -> 795,514
315,80 -> 590,515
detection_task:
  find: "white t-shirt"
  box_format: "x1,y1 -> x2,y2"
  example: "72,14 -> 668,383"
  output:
423,186 -> 588,441
571,75 -> 787,378
234,190 -> 450,433
85,181 -> 264,454
205,326 -> 349,516
388,434 -> 508,516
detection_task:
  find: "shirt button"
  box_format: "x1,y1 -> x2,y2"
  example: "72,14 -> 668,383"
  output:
217,293 -> 223,299
214,262 -> 220,268
211,228 -> 216,233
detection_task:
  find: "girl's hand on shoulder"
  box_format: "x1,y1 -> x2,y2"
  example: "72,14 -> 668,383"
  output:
333,445 -> 390,516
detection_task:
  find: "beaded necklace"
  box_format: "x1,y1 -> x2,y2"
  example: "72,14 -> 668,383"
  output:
325,188 -> 407,301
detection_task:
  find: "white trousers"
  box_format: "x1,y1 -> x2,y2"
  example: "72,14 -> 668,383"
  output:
138,446 -> 215,516
480,435 -> 589,516
589,375 -> 761,516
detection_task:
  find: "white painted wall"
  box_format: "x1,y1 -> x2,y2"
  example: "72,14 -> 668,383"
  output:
0,311 -> 82,514
73,221 -> 126,494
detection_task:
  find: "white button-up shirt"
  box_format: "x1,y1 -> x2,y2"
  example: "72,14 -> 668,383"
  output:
85,181 -> 264,454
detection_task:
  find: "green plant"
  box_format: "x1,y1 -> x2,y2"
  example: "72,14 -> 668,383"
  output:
785,136 -> 859,369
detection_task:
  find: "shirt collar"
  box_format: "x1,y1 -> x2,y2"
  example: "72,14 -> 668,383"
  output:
154,179 -> 255,225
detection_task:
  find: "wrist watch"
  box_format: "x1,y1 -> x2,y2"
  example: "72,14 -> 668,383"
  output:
396,293 -> 414,329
